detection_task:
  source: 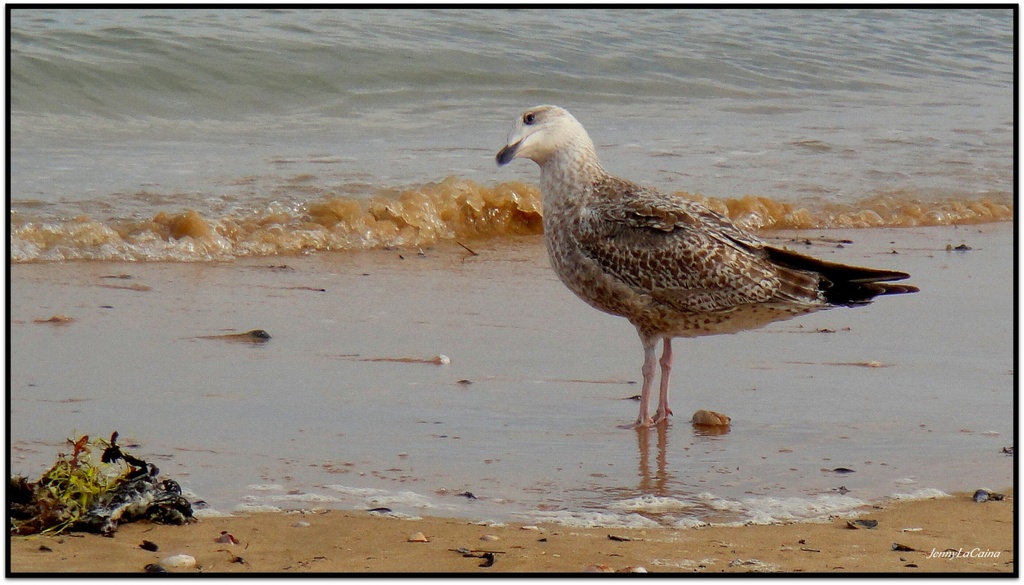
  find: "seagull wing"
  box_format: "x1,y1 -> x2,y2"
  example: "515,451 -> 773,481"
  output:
577,178 -> 822,312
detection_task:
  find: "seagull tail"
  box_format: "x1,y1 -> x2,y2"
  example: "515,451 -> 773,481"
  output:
765,246 -> 919,306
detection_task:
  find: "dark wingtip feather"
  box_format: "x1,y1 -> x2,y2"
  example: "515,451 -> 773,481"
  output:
764,245 -> 918,306
826,281 -> 919,306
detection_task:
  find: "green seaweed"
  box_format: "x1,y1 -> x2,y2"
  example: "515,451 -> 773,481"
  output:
10,432 -> 192,535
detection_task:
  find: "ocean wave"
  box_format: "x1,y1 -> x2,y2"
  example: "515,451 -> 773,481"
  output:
9,176 -> 1012,263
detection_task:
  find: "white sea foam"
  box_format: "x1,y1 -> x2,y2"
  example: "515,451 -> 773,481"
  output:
246,483 -> 286,492
364,490 -> 438,509
609,495 -> 696,513
191,508 -> 231,518
670,516 -> 709,529
241,493 -> 343,504
520,510 -> 662,529
323,485 -> 391,497
732,494 -> 866,525
889,488 -> 950,500
322,485 -> 441,510
234,504 -> 283,513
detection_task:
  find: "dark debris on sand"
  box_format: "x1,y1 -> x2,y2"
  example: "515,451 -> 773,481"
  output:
10,432 -> 193,536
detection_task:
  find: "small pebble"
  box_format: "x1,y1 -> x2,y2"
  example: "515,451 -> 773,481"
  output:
520,525 -> 540,531
407,532 -> 429,543
480,534 -> 500,542
159,554 -> 197,571
973,489 -> 1005,503
583,564 -> 614,573
691,410 -> 731,426
33,314 -> 74,325
292,521 -> 311,528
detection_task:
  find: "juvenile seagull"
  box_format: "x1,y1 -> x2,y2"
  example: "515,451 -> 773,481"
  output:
496,105 -> 918,428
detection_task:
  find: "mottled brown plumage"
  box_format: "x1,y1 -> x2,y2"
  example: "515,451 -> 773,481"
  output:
497,105 -> 918,428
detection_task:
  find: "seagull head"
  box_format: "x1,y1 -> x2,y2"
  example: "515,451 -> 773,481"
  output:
496,105 -> 593,167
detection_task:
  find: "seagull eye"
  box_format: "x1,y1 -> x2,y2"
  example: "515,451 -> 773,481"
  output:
523,113 -> 536,125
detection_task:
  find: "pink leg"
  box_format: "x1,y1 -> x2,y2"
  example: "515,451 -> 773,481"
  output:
621,341 -> 657,429
653,338 -> 674,424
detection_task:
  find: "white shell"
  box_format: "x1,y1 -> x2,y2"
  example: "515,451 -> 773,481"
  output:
159,554 -> 197,570
407,532 -> 429,542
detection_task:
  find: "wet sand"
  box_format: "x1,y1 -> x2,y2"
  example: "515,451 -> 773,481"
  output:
8,490 -> 1014,574
9,223 -> 1014,544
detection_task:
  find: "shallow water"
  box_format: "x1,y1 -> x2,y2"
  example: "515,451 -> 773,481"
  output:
9,224 -> 1014,526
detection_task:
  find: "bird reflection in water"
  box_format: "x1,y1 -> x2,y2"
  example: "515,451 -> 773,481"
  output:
635,420 -> 731,496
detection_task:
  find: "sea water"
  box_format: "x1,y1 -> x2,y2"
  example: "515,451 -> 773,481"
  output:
10,8 -> 1014,261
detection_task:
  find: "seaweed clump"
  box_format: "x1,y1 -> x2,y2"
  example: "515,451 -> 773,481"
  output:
10,432 -> 193,536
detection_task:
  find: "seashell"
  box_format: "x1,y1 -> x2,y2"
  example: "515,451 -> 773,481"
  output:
407,532 -> 429,543
583,564 -> 614,573
159,554 -> 197,571
616,566 -> 648,573
215,531 -> 239,545
292,521 -> 311,528
433,355 -> 451,365
480,534 -> 500,542
520,525 -> 540,531
691,410 -> 731,426
891,543 -> 916,552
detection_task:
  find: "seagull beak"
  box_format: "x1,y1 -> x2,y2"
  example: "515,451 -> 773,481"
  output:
496,139 -> 521,166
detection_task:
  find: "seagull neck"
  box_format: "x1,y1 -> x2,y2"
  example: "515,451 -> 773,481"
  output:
538,145 -> 609,208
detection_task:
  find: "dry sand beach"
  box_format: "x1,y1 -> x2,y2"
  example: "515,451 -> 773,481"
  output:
8,490 -> 1014,574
